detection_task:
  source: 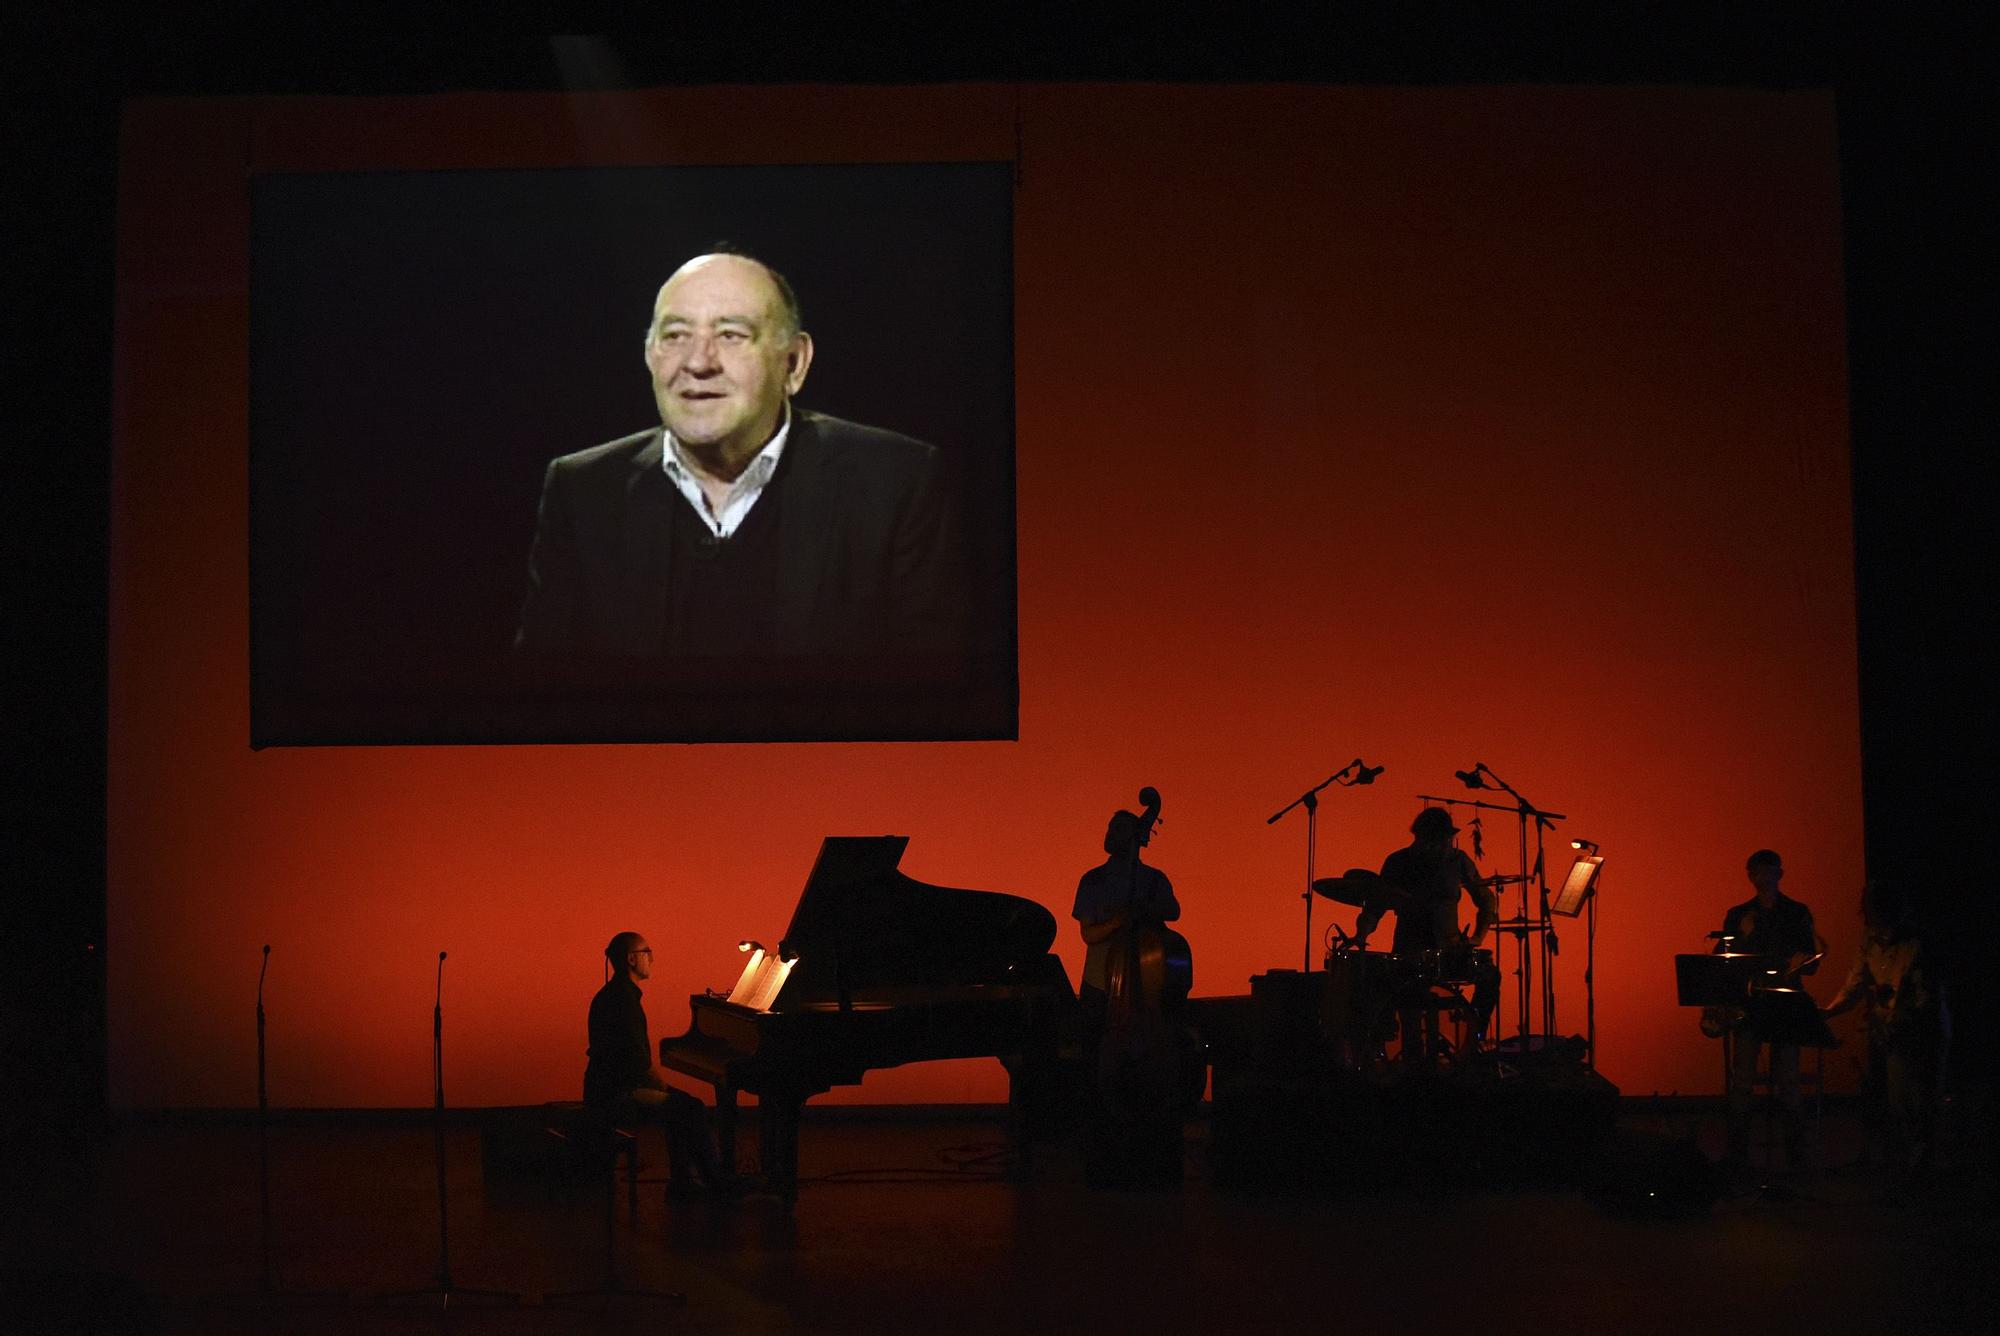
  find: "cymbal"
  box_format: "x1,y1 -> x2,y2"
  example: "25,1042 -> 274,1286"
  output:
1480,874 -> 1529,887
1310,869 -> 1407,908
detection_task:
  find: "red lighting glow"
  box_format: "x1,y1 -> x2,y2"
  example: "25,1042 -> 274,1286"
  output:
108,85 -> 1858,1109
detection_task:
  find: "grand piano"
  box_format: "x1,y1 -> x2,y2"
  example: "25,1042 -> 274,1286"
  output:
658,836 -> 1077,1196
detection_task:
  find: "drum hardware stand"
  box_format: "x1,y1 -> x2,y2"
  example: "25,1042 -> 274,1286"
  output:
377,952 -> 520,1312
1268,759 -> 1384,972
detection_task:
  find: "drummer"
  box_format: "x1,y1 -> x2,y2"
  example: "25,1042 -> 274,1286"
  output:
1354,807 -> 1501,1057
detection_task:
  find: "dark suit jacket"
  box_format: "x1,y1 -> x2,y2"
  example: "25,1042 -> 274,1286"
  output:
514,410 -> 965,662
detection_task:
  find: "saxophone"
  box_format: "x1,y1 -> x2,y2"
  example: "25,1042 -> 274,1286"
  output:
1700,1000 -> 1746,1038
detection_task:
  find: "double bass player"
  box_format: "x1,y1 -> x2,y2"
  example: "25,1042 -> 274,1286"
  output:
1072,790 -> 1188,1186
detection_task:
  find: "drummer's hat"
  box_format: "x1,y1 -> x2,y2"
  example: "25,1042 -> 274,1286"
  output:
1410,807 -> 1459,839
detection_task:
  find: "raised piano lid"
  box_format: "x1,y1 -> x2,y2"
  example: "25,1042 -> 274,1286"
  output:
774,836 -> 1060,1003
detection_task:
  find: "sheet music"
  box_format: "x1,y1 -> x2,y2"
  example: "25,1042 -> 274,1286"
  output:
726,949 -> 796,1012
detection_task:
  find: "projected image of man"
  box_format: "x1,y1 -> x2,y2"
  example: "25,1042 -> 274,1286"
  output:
513,249 -> 967,666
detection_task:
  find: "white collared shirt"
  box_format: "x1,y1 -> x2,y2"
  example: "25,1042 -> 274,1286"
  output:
660,408 -> 791,538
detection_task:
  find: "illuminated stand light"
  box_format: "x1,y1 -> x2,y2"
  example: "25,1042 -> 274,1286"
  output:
729,940 -> 798,1013
1554,842 -> 1602,918
1557,838 -> 1604,1070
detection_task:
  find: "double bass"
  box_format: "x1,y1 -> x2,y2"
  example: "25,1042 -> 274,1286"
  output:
1096,786 -> 1203,1115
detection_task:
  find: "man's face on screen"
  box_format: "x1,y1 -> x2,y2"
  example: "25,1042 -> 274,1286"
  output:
644,255 -> 812,461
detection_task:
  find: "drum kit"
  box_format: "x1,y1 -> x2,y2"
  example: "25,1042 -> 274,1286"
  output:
1266,762 -> 1595,1071
1301,869 -> 1504,1066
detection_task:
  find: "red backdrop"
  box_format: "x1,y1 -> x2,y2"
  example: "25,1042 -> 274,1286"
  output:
109,84 -> 1859,1108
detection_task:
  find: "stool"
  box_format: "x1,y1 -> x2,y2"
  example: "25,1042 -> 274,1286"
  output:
539,1105 -> 683,1307
1720,1035 -> 1827,1168
542,1102 -> 639,1221
1399,985 -> 1473,1066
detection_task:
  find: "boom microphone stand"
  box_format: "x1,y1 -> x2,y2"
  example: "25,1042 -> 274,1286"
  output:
1450,763 -> 1565,1047
379,952 -> 518,1312
1268,759 -> 1385,972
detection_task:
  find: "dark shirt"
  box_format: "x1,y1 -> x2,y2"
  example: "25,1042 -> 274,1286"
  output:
584,974 -> 651,1111
1367,843 -> 1490,953
1720,892 -> 1818,968
1072,858 -> 1179,991
1072,858 -> 1179,925
514,411 -> 968,662
662,460 -> 785,658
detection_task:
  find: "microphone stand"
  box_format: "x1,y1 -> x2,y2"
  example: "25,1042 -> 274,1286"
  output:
1268,762 -> 1361,972
378,952 -> 518,1312
223,945 -> 343,1312
257,946 -> 272,1298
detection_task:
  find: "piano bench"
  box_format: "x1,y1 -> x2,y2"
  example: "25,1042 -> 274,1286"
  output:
542,1102 -> 641,1222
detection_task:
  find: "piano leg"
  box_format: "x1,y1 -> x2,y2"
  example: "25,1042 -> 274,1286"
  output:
1007,1064 -> 1034,1182
715,1086 -> 739,1185
757,1097 -> 804,1201
776,1096 -> 808,1200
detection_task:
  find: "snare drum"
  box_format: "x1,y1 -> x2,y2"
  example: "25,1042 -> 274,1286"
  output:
1424,946 -> 1494,984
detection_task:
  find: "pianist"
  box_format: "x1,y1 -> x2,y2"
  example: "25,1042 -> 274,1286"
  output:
585,931 -> 721,1191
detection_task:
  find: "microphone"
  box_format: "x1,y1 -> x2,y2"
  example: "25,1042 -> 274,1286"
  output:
1454,767 -> 1485,789
1354,762 -> 1385,785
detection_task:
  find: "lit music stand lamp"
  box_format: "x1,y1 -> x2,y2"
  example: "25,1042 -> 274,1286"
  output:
1554,848 -> 1603,1067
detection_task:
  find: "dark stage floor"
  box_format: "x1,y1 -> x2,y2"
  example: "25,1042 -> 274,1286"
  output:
3,1105 -> 1992,1334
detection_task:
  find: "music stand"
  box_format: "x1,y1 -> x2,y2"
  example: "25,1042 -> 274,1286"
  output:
1553,854 -> 1601,1066
1674,953 -> 1753,1008
1552,855 -> 1601,917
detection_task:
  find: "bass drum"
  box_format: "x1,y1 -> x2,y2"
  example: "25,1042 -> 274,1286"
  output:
1320,949 -> 1399,1044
